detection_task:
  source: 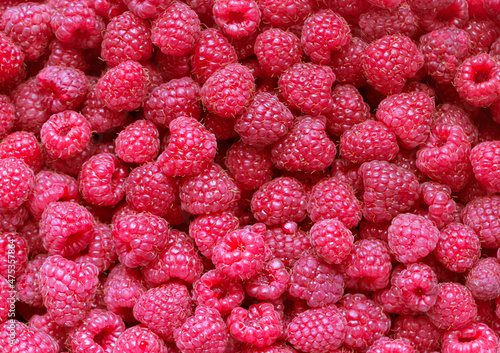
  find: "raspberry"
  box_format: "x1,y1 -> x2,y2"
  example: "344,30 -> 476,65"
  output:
95,60 -> 148,112
87,0 -> 128,19
40,255 -> 99,327
0,32 -> 24,85
366,337 -> 415,353
122,0 -> 174,18
0,131 -> 42,173
228,302 -> 282,347
152,2 -> 200,56
288,250 -> 344,307
157,116 -> 217,177
179,162 -> 240,215
340,239 -> 392,291
416,124 -> 472,192
301,9 -> 351,65
391,315 -> 441,353
50,1 -> 105,49
71,222 -> 117,272
133,282 -> 193,342
278,63 -> 335,116
257,0 -> 312,28
407,0 -> 454,12
442,322 -> 498,353
465,257 -> 500,301
213,0 -> 260,39
174,305 -> 228,353
250,177 -> 307,226
388,213 -> 440,264
15,254 -> 48,308
392,263 -> 439,312
0,157 -> 34,213
427,282 -> 477,330
432,103 -> 478,146
46,39 -> 90,72
201,63 -> 255,118
310,219 -> 354,265
192,269 -> 245,316
263,222 -> 310,268
0,96 -> 16,142
113,325 -> 169,353
464,19 -> 499,56
112,212 -> 169,268
416,181 -> 456,229
66,309 -> 125,353
0,320 -> 59,353
115,120 -> 160,164
101,11 -> 153,67
0,232 -> 28,279
420,0 -> 469,32
470,141 -> 500,193
203,111 -> 238,140
10,78 -> 50,135
143,77 -> 201,129
78,153 -> 129,206
330,37 -> 367,87
362,34 -> 424,95
254,29 -> 302,77
339,293 -> 391,351
245,258 -> 289,300
190,28 -> 238,84
359,219 -> 390,242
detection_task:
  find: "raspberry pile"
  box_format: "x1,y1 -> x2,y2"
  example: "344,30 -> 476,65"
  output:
1,0 -> 500,352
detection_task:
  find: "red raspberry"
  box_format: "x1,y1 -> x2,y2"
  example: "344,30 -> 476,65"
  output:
0,320 -> 59,353
0,95 -> 16,141
212,224 -> 267,280
15,254 -> 48,308
95,60 -> 148,112
0,32 -> 24,85
366,337 -> 415,353
71,222 -> 117,272
174,305 -> 228,353
420,0 -> 469,32
0,232 -> 28,279
339,293 -> 391,351
254,29 -> 302,77
464,19 -> 499,56
416,124 -> 472,192
113,325 -> 169,353
250,177 -> 307,226
310,219 -> 354,265
115,120 -> 160,164
465,257 -> 500,301
392,263 -> 439,312
179,162 -> 240,215
151,2 -> 200,56
470,141 -> 500,193
157,116 -> 217,177
406,0 -> 454,12
104,264 -> 146,322
190,28 -> 238,84
0,157 -> 34,212
133,282 -> 193,342
18,219 -> 44,257
193,269 -> 245,316
442,322 -> 498,353
101,11 -> 153,67
264,222 -> 310,268
28,313 -> 67,350
454,53 -> 500,107
279,63 -> 335,115
213,0 -> 260,39
245,258 -> 289,300
40,255 -> 99,327
388,213 -> 440,264
87,0 -> 128,19
0,131 -> 42,173
10,78 -> 50,135
78,153 -> 129,206
50,1 -> 105,49
201,63 -> 255,118
228,302 -> 282,347
257,0 -> 312,28
203,111 -> 238,140
288,250 -> 344,307
432,103 -> 478,146
234,92 -> 294,147
122,0 -> 174,18
359,219 -> 390,242
287,305 -> 346,353
66,309 -> 125,353
46,39 -> 90,72
362,34 -> 424,95
416,181 -> 456,229
112,212 -> 169,268
391,315 -> 441,353
330,37 -> 367,87
427,282 -> 478,330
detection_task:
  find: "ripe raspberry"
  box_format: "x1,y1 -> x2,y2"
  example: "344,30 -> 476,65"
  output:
28,313 -> 68,350
330,37 -> 368,87
78,153 -> 129,206
442,322 -> 498,353
0,320 -> 59,353
46,39 -> 90,72
288,250 -> 344,307
190,28 -> 238,84
101,11 -> 152,67
95,60 -> 148,112
427,282 -> 477,330
87,0 -> 128,19
454,53 -> 500,107
339,293 -> 391,351
157,116 -> 217,177
0,157 -> 34,212
0,131 -> 42,173
179,162 -> 240,215
362,34 -> 424,95
467,20 -> 500,57
15,254 -> 48,308
201,63 -> 255,118
359,219 -> 390,242
391,315 -> 441,353
465,257 -> 500,301
392,263 -> 439,312
366,337 -> 415,353
152,2 -> 200,56
278,63 -> 335,115
0,32 -> 24,85
122,0 -> 174,18
113,325 -> 169,353
133,282 -> 192,342
71,222 -> 117,272
435,222 -> 479,273
257,0 -> 312,28
10,78 -> 50,135
470,141 -> 500,193
67,309 -> 125,353
417,124 -> 472,192
112,212 -> 169,268
115,120 -> 160,164
213,0 -> 260,39
245,258 -> 289,300
310,219 -> 354,265
202,111 -> 238,140
193,269 -> 245,316
420,0 -> 469,32
174,305 -> 228,353
50,1 -> 105,49
263,222 -> 310,268
228,302 -> 282,347
432,103 -> 478,146
0,232 -> 28,279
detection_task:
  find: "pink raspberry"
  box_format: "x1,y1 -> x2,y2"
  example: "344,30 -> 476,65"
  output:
0,131 -> 42,173
257,0 -> 312,28
45,39 -> 90,72
78,153 -> 129,206
0,32 -> 24,85
362,34 -> 424,95
406,0 -> 454,12
287,305 -> 346,353
465,257 -> 500,301
301,9 -> 351,65
0,95 -> 15,141
330,37 -> 368,87
442,322 -> 498,353
227,30 -> 259,61
264,222 -> 310,268
470,141 -> 500,193
71,222 -> 117,272
87,0 -> 128,20
101,11 -> 153,67
391,315 -> 441,353
133,282 -> 193,342
288,250 -> 344,307
28,312 -> 68,350
245,258 -> 289,300
15,254 -> 48,308
416,181 -> 457,229
366,337 -> 415,353
157,116 -> 217,177
228,302 -> 282,347
462,195 -> 500,248
0,276 -> 9,324
10,78 -> 50,135
213,0 -> 260,39
113,325 -> 169,353
420,0 -> 469,32
0,157 -> 34,211
392,263 -> 439,312
359,219 -> 390,242
122,0 -> 174,18
115,120 -> 160,164
310,219 -> 354,265
174,305 -> 228,353
112,213 -> 169,268
278,62 -> 335,115
432,103 -> 478,147
0,320 -> 59,353
0,232 -> 28,279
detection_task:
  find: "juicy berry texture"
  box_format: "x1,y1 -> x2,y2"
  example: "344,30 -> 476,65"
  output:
441,322 -> 498,353
462,196 -> 500,248
115,120 -> 160,164
0,157 -> 34,211
465,257 -> 500,301
0,320 -> 59,353
113,325 -> 169,353
435,222 -> 480,273
213,0 -> 261,39
310,218 -> 354,265
470,141 -> 500,193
